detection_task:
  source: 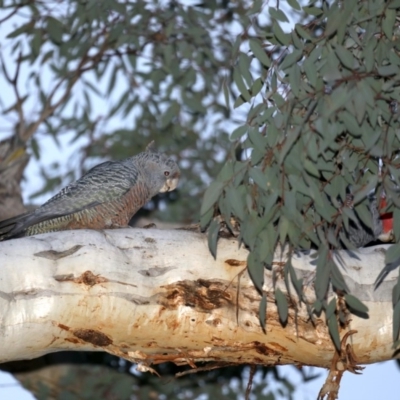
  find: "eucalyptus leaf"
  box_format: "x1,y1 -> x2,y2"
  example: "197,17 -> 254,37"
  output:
275,288 -> 288,324
233,67 -> 251,101
330,260 -> 349,293
208,219 -> 220,259
385,243 -> 400,265
259,293 -> 267,329
393,300 -> 400,341
328,315 -> 341,351
226,187 -> 246,221
223,80 -> 230,108
200,181 -> 225,216
233,96 -> 246,108
315,246 -> 331,301
326,298 -> 337,320
287,0 -> 301,10
272,21 -> 290,46
335,45 -> 355,70
383,9 -> 396,40
247,252 -> 264,293
249,39 -> 271,67
268,7 -> 289,23
231,125 -> 248,141
377,64 -> 398,76
288,261 -> 303,298
344,294 -> 369,314
352,175 -> 378,205
200,207 -> 214,231
394,208 -> 400,244
249,168 -> 268,191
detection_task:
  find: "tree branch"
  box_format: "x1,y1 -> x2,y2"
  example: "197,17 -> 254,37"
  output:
0,228 -> 395,369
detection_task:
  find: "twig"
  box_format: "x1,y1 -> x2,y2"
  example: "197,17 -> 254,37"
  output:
175,362 -> 238,377
245,365 -> 256,400
0,8 -> 18,24
0,51 -> 26,136
318,330 -> 364,400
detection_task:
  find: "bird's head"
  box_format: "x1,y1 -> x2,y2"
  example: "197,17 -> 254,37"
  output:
156,155 -> 180,193
136,142 -> 180,195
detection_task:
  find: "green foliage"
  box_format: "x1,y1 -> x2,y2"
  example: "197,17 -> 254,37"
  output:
198,0 -> 400,348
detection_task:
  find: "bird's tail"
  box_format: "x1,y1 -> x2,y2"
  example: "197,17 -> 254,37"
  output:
0,213 -> 31,240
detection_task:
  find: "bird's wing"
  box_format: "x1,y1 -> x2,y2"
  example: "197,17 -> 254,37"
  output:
39,161 -> 137,216
0,160 -> 138,238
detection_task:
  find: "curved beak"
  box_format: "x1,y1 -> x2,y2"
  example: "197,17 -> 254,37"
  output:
159,176 -> 180,193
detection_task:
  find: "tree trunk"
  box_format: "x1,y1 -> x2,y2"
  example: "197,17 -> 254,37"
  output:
0,136 -> 29,220
0,228 -> 394,368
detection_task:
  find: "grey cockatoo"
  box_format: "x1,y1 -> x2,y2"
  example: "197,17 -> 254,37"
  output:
344,195 -> 393,248
0,142 -> 180,240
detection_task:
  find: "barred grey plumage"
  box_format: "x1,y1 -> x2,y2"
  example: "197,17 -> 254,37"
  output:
345,196 -> 383,248
0,142 -> 180,240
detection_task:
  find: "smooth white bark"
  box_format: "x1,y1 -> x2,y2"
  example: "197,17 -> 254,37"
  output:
0,228 -> 395,368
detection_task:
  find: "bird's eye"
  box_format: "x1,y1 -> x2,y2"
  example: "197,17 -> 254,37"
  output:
164,171 -> 170,176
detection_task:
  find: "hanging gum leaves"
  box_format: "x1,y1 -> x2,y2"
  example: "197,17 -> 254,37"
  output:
198,0 -> 400,345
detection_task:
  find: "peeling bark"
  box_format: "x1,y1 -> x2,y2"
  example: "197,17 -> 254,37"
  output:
0,228 -> 395,369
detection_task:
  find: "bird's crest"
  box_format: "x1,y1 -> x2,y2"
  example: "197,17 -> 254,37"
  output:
146,141 -> 157,153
